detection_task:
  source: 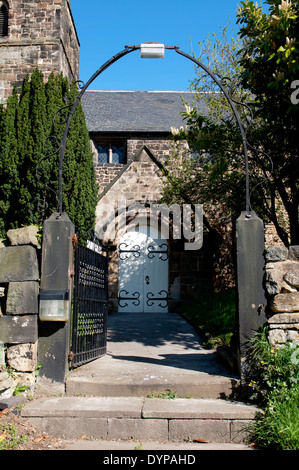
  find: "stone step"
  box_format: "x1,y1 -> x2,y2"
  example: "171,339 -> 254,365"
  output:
21,396 -> 258,445
65,373 -> 238,399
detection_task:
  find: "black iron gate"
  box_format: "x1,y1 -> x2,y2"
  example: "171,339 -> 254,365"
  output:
70,241 -> 108,367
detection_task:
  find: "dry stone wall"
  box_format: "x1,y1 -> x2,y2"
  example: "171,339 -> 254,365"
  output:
264,245 -> 299,346
0,226 -> 40,398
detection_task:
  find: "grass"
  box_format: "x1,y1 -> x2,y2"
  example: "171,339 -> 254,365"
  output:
179,288 -> 236,349
147,389 -> 178,399
247,388 -> 299,450
0,421 -> 27,450
244,326 -> 299,450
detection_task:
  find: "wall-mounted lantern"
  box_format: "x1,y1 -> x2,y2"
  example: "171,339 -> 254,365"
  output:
39,289 -> 69,322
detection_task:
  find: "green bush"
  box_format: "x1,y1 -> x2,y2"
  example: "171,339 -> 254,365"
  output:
247,387 -> 299,450
244,326 -> 299,450
179,288 -> 236,348
244,326 -> 299,404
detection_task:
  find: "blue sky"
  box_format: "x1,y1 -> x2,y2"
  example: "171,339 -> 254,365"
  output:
70,0 -> 243,91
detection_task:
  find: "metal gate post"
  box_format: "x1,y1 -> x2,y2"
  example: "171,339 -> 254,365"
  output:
37,212 -> 75,394
236,211 -> 267,379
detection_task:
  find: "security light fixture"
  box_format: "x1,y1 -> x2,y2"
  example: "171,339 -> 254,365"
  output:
39,289 -> 69,321
140,42 -> 165,59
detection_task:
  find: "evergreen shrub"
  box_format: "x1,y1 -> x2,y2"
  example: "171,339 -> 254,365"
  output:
0,69 -> 98,237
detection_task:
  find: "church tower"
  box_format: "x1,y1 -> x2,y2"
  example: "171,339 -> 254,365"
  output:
0,0 -> 79,103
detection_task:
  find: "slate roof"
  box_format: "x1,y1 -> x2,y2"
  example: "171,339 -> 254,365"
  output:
81,90 -> 207,134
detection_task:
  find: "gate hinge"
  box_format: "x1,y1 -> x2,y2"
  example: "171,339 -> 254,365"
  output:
68,351 -> 74,362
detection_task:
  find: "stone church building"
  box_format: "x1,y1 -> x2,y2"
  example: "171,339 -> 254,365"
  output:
0,0 -> 219,313
82,90 -> 214,312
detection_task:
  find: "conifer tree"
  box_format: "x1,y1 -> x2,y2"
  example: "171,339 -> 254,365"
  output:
0,70 -> 98,237
0,86 -> 19,236
15,69 -> 48,226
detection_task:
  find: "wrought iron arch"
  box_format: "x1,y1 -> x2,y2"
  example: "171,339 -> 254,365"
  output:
48,44 -> 252,216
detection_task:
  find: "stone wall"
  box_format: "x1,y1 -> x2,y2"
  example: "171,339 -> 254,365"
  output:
94,144 -> 214,311
94,137 -> 171,196
264,246 -> 299,346
95,164 -> 124,195
95,149 -> 166,310
0,226 -> 40,398
96,151 -> 165,224
127,137 -> 171,162
0,0 -> 79,103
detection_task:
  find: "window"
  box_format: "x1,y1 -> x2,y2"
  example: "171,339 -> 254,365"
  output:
188,143 -> 213,163
97,142 -> 125,164
0,1 -> 8,38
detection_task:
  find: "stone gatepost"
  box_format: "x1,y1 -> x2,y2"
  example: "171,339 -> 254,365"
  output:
36,212 -> 75,395
236,211 -> 267,377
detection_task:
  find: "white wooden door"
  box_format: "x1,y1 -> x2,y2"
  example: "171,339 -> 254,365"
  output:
118,226 -> 168,313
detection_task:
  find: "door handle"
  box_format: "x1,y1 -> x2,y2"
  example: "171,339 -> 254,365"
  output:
145,275 -> 150,285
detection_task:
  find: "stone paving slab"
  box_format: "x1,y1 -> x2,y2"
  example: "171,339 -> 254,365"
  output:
65,312 -> 239,399
0,396 -> 28,410
23,313 -> 256,446
142,398 -> 258,419
63,439 -> 256,450
21,396 -> 258,444
22,396 -> 258,420
170,418 -> 231,443
22,396 -> 144,418
65,372 -> 237,398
